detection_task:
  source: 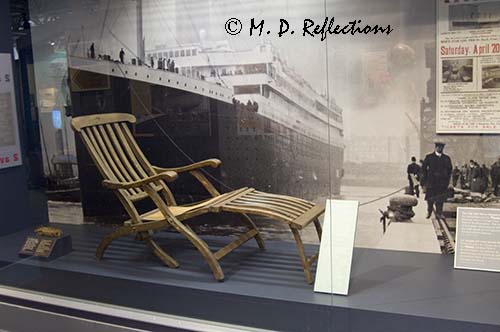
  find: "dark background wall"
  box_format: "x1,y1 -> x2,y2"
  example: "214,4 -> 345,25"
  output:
0,0 -> 48,235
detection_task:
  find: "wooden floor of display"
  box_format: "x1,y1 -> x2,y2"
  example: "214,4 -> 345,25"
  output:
0,224 -> 499,331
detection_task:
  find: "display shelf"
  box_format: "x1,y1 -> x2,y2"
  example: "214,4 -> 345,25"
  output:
0,224 -> 498,332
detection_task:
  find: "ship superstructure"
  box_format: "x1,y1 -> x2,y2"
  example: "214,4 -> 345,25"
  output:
145,41 -> 344,148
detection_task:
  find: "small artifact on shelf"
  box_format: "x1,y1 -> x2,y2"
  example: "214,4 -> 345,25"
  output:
34,226 -> 63,238
20,226 -> 72,259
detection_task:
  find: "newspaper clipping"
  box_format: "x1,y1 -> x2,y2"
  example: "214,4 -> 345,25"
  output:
0,53 -> 22,169
437,0 -> 500,133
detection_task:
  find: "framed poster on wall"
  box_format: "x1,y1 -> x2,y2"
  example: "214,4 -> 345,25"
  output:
437,0 -> 500,133
0,53 -> 22,169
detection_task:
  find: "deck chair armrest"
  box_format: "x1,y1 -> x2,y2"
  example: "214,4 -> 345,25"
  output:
102,171 -> 179,190
153,159 -> 221,173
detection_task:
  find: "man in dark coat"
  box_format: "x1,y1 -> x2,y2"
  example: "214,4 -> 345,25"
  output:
460,164 -> 468,189
89,42 -> 95,59
491,157 -> 500,196
452,165 -> 461,187
421,140 -> 453,219
407,156 -> 421,197
467,160 -> 475,189
470,162 -> 482,193
481,164 -> 490,193
119,48 -> 125,64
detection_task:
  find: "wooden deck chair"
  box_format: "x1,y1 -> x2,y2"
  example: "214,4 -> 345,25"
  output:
71,113 -> 324,283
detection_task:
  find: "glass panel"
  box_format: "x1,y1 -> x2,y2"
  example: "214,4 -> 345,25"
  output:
2,0 -> 498,330
1,0 -> 332,331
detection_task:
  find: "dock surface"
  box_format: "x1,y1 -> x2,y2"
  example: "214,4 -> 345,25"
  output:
375,196 -> 442,253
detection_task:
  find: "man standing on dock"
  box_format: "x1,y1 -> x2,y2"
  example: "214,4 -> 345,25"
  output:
421,140 -> 453,219
407,156 -> 421,198
89,43 -> 95,59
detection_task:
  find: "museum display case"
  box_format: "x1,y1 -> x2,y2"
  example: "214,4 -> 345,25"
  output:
0,0 -> 500,331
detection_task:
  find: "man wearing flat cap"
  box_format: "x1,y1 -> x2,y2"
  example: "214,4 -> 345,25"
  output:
421,139 -> 453,219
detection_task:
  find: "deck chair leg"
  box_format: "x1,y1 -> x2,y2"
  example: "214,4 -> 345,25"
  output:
173,222 -> 225,281
290,226 -> 314,284
313,218 -> 322,241
143,236 -> 179,268
96,225 -> 134,260
240,214 -> 265,249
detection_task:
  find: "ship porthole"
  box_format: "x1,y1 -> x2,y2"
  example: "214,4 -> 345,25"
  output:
159,77 -> 162,81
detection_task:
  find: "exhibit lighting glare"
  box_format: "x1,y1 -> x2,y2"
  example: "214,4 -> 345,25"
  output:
52,110 -> 62,129
49,41 -> 55,46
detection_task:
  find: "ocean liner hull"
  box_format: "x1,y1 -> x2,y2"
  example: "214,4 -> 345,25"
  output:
69,63 -> 343,222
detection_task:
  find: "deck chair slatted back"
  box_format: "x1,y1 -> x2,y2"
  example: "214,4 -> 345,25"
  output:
72,113 -> 176,206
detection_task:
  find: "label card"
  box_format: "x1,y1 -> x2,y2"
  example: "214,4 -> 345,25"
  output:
455,207 -> 500,273
314,199 -> 359,295
0,53 -> 22,169
34,239 -> 56,258
19,237 -> 41,256
19,234 -> 72,260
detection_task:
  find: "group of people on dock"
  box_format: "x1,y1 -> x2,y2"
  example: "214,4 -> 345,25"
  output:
406,140 -> 500,220
452,160 -> 500,196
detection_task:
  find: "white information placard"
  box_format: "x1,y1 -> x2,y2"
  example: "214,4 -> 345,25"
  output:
437,0 -> 500,133
314,199 -> 359,296
0,53 -> 22,169
455,207 -> 500,273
